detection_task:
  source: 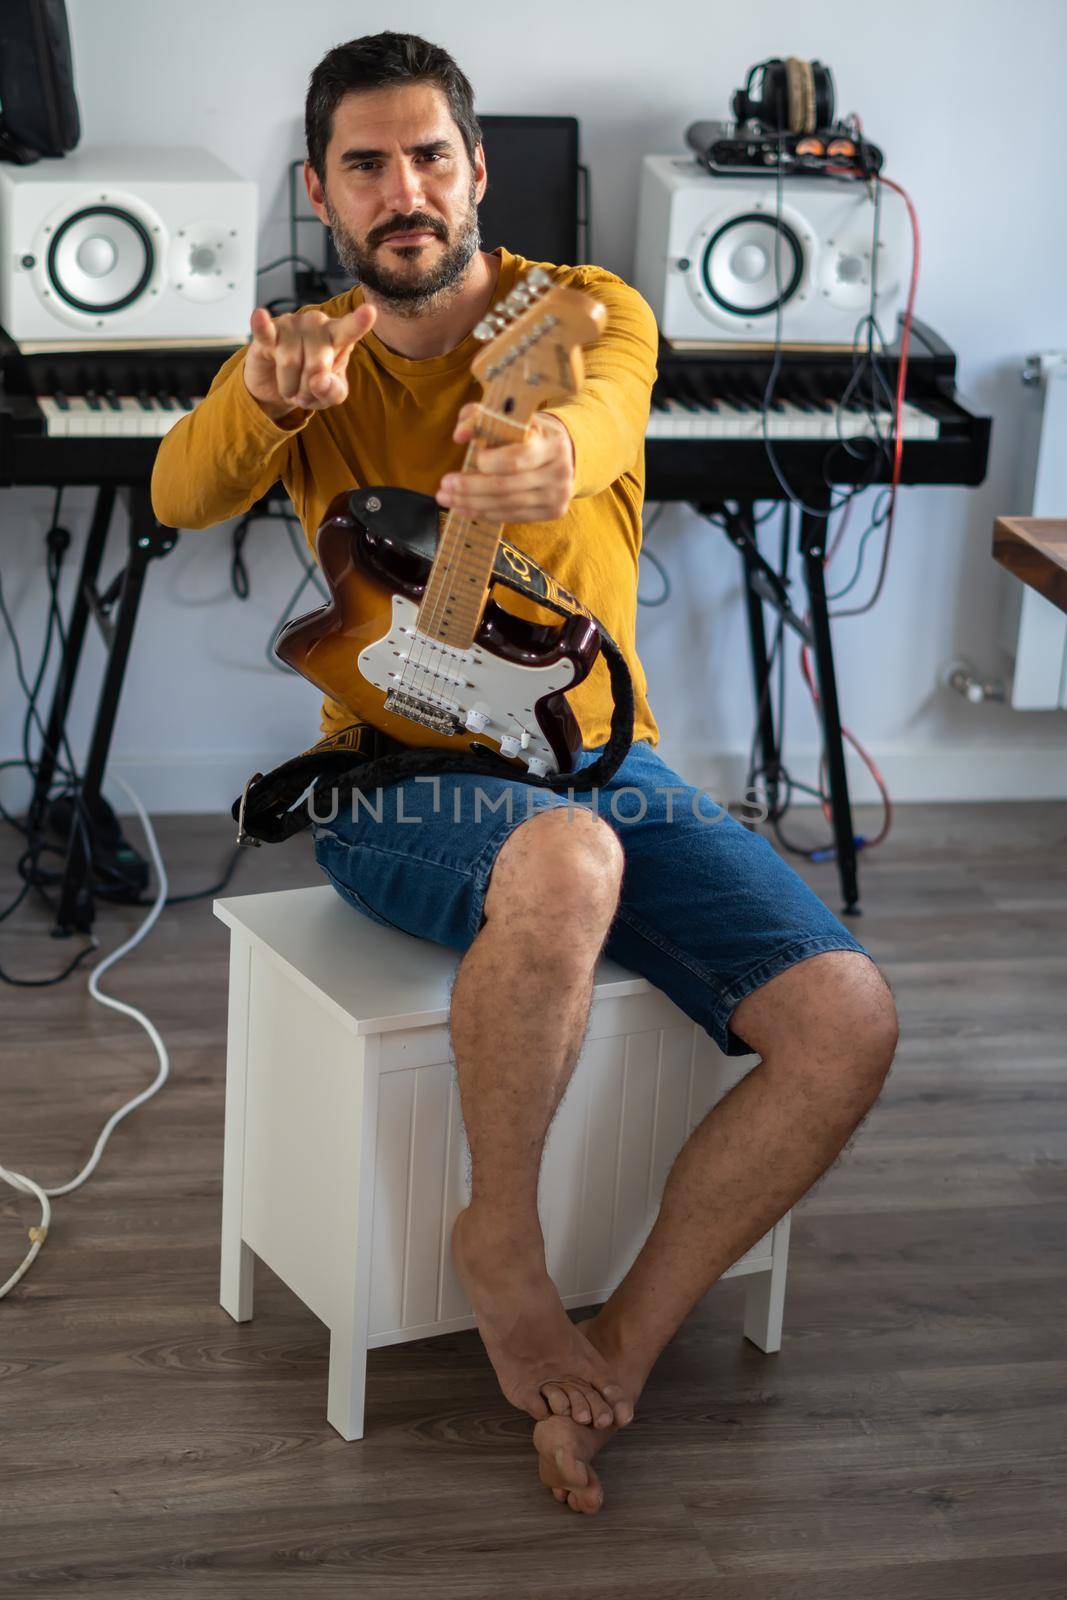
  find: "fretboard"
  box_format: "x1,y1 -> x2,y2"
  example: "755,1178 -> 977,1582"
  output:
416,408 -> 528,648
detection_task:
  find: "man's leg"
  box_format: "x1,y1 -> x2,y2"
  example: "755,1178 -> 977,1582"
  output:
587,949 -> 897,1380
537,949 -> 899,1513
448,805 -> 637,1430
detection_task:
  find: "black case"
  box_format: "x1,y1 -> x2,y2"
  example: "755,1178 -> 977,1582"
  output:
0,0 -> 80,164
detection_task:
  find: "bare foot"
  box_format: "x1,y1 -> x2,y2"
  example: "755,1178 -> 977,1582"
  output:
451,1204 -> 636,1428
534,1310 -> 651,1515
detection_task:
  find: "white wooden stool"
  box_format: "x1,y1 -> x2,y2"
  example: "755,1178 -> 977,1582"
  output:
213,885 -> 791,1441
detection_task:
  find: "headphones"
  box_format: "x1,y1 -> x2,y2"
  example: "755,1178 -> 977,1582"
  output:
732,58 -> 836,134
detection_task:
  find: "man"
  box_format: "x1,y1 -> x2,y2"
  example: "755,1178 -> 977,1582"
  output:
152,31 -> 898,1517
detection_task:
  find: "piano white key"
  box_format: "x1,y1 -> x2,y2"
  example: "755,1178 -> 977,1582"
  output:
663,399 -> 702,439
701,400 -> 746,439
732,406 -> 765,441
39,397 -> 69,438
773,405 -> 823,441
646,396 -> 941,445
114,397 -> 143,438
904,401 -> 940,440
63,397 -> 98,437
134,398 -> 161,438
36,391 -> 208,440
137,397 -> 176,438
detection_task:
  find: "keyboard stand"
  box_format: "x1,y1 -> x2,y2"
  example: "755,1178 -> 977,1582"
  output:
707,497 -> 861,916
28,483 -> 178,935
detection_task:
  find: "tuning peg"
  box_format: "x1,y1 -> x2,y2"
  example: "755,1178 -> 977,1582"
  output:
505,287 -> 532,311
473,320 -> 495,341
526,267 -> 550,291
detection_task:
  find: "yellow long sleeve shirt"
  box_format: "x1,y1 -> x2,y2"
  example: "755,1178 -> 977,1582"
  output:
150,245 -> 660,749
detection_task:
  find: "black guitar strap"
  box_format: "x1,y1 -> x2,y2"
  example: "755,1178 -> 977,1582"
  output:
232,534 -> 635,846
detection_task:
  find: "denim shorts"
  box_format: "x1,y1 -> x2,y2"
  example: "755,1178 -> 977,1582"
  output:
310,739 -> 870,1057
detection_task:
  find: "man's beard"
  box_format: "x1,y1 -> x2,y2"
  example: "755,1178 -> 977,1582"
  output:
324,177 -> 480,319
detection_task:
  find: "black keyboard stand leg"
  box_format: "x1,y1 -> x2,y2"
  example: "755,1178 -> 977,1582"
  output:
53,487 -> 179,936
733,501 -> 782,821
28,487 -> 117,832
799,510 -> 861,916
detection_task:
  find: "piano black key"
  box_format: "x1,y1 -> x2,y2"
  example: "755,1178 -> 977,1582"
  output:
673,376 -> 703,412
718,382 -> 751,412
797,380 -> 833,414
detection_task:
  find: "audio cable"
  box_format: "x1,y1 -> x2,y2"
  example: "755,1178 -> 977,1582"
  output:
0,772 -> 171,1300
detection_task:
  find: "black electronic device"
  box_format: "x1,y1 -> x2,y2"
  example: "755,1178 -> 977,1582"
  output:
687,56 -> 882,181
477,114 -> 583,262
644,318 -> 990,500
0,0 -> 80,163
686,119 -> 883,179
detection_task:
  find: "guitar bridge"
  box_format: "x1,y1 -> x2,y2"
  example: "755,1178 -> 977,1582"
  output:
384,688 -> 460,735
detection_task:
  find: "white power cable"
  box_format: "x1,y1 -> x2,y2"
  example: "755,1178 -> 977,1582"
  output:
0,772 -> 170,1299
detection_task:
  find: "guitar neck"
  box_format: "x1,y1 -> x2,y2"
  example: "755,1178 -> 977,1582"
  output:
416,407 -> 528,648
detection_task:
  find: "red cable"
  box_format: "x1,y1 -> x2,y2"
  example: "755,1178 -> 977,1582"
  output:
799,639 -> 894,848
878,173 -> 922,516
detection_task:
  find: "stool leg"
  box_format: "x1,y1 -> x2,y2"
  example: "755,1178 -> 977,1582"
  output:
327,1329 -> 369,1442
326,1040 -> 379,1442
743,1213 -> 791,1353
220,934 -> 254,1322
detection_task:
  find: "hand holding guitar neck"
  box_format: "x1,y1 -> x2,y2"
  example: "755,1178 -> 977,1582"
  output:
243,303 -> 378,421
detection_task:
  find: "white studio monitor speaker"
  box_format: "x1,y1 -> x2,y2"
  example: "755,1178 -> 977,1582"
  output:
634,155 -> 908,347
0,145 -> 258,344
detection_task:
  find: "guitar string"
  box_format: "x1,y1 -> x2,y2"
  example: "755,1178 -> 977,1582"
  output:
410,282 -> 556,705
401,291 -> 545,718
399,365 -> 512,712
408,372 -> 507,695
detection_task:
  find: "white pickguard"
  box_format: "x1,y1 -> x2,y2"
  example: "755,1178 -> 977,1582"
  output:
358,594 -> 576,775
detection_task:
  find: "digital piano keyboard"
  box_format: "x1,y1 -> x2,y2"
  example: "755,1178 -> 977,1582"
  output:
644,318 -> 991,502
0,318 -> 990,500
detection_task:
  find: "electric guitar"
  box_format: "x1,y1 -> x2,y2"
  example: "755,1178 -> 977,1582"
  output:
273,269 -> 608,777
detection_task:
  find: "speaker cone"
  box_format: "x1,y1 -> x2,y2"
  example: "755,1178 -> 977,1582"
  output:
701,213 -> 803,317
46,204 -> 154,314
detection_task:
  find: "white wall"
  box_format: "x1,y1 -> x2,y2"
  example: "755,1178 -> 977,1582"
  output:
2,0 -> 1066,818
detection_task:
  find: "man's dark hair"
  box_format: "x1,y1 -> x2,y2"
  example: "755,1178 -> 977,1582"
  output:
305,31 -> 482,184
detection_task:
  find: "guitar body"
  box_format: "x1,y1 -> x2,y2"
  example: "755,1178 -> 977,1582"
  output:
275,487 -> 600,776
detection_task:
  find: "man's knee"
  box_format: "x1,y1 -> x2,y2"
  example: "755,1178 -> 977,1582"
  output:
733,950 -> 899,1093
484,806 -> 624,930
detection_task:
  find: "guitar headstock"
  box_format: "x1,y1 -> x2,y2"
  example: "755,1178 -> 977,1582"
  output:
469,268 -> 607,425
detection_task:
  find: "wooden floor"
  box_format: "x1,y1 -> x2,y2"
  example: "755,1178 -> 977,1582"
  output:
2,800 -> 1065,1598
